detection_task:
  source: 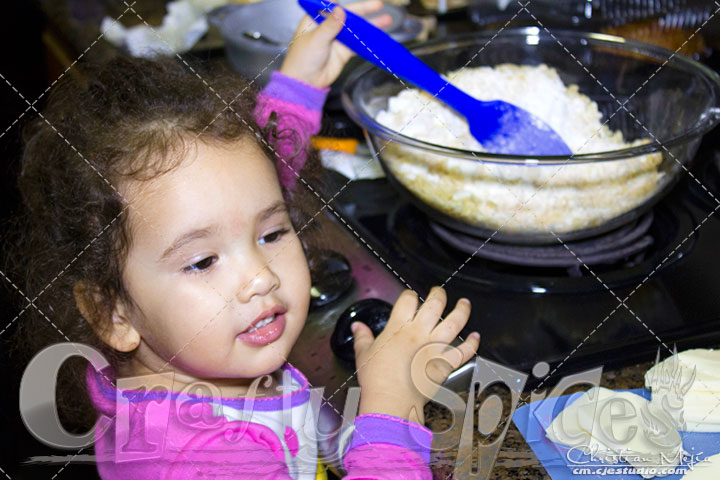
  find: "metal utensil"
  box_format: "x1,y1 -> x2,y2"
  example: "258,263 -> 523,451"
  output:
299,0 -> 573,156
242,30 -> 283,46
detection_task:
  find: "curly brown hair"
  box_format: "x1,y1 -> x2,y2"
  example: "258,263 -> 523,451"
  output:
7,56 -> 327,430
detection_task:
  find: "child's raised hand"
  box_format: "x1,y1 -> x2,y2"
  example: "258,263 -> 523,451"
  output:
351,287 -> 480,424
280,0 -> 392,89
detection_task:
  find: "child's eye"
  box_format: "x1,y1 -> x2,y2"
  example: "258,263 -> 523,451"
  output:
183,256 -> 216,273
259,228 -> 289,245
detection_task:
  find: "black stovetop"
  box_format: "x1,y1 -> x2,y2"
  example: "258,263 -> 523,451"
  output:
332,131 -> 720,382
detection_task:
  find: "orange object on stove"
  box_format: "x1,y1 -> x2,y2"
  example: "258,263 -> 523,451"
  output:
311,136 -> 359,153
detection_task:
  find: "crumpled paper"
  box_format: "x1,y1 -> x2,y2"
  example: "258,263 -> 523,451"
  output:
101,0 -> 228,57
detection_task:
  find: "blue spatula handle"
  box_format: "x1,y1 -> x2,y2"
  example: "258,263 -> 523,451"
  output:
298,0 -> 476,116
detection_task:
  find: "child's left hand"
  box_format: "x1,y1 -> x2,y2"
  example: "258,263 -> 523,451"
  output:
280,0 -> 392,89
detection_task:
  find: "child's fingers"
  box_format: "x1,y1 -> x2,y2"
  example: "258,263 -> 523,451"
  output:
312,5 -> 347,44
321,6 -> 392,44
366,13 -> 393,30
294,15 -> 320,39
343,0 -> 384,16
385,289 -> 418,333
343,0 -> 394,31
351,321 -> 375,360
297,1 -> 392,40
431,298 -> 471,343
416,286 -> 447,332
442,332 -> 480,370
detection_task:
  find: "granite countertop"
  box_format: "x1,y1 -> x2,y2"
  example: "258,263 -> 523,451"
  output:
423,361 -> 654,480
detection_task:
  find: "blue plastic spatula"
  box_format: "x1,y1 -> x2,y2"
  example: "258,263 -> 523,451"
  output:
298,0 -> 573,156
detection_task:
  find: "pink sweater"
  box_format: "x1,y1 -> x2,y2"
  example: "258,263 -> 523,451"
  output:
253,71 -> 327,191
88,364 -> 432,479
87,72 -> 433,479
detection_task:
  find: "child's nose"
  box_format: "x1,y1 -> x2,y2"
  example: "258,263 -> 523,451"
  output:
236,260 -> 280,303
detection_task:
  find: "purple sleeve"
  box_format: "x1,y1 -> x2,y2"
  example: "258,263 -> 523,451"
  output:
254,71 -> 330,191
343,414 -> 433,479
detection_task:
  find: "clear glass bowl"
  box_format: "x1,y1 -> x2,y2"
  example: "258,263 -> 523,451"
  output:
342,28 -> 720,244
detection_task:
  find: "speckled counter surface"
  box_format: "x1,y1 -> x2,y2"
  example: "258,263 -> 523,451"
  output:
423,361 -> 653,480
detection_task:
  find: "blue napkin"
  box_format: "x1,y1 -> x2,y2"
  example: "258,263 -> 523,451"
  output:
511,389 -> 720,479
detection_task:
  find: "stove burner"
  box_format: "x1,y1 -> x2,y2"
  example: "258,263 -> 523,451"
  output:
346,186 -> 693,291
688,150 -> 720,213
308,250 -> 353,310
330,298 -> 392,364
430,213 -> 655,269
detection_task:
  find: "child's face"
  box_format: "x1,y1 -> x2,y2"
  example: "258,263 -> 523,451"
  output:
116,138 -> 311,384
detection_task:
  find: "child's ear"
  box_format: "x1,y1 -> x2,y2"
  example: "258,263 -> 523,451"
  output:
73,281 -> 140,353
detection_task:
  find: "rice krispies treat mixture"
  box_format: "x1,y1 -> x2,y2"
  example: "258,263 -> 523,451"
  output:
374,64 -> 665,234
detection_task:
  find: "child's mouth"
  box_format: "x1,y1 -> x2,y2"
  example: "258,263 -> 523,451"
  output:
237,308 -> 287,346
246,315 -> 275,333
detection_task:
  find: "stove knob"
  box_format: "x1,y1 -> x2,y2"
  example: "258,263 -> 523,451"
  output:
331,298 -> 393,364
309,250 -> 353,310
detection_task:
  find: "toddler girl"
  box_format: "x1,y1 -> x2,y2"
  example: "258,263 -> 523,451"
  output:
12,2 -> 480,478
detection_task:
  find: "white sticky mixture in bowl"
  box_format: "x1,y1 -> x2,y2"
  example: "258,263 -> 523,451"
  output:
374,64 -> 664,234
